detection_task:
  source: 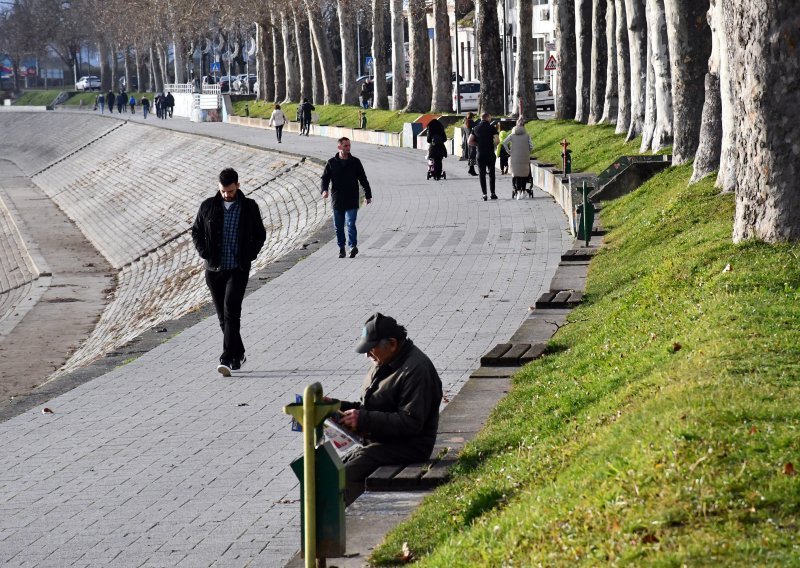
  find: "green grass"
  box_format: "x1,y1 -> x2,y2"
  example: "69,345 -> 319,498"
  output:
12,89 -> 64,105
371,162 -> 800,565
231,100 -> 423,132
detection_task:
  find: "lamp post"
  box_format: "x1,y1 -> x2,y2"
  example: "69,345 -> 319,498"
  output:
357,10 -> 363,77
454,3 -> 461,114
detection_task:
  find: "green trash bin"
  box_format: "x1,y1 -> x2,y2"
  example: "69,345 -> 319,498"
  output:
290,441 -> 346,558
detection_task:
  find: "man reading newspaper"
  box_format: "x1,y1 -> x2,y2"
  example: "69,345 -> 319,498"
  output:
337,313 -> 443,504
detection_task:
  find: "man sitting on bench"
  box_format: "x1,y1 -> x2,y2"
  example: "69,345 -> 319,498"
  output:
337,313 -> 443,504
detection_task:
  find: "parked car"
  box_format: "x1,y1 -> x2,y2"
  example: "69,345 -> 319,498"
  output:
452,81 -> 480,112
75,76 -> 101,91
534,82 -> 555,110
219,75 -> 235,93
232,74 -> 257,94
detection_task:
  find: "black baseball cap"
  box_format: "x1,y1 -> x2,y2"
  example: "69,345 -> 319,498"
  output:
354,313 -> 400,353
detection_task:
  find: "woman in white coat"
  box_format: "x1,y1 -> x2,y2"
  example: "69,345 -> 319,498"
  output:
502,118 -> 534,198
268,103 -> 287,143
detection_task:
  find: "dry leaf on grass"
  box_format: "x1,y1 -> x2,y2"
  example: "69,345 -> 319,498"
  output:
397,542 -> 414,563
784,462 -> 796,476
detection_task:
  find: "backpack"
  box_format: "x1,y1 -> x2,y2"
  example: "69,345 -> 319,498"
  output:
129,96 -> 136,105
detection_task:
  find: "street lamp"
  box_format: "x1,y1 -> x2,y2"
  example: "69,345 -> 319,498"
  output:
357,10 -> 363,77
454,3 -> 461,114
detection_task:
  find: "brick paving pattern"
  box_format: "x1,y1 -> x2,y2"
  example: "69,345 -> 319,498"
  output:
0,111 -> 571,567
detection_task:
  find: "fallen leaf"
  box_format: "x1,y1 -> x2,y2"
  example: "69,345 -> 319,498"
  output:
398,542 -> 414,563
237,403 -> 249,407
42,408 -> 53,414
641,533 -> 660,544
672,342 -> 682,352
748,426 -> 757,435
784,462 -> 796,476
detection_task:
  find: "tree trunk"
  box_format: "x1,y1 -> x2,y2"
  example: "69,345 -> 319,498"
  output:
98,39 -> 111,91
663,0 -> 711,164
390,0 -> 407,110
649,0 -> 672,152
431,0 -> 452,112
293,4 -> 313,101
173,35 -> 185,83
156,43 -> 169,89
477,0 -> 504,115
372,0 -> 389,109
273,25 -> 286,102
512,0 -> 537,119
690,73 -> 721,183
311,34 -> 324,104
257,20 -> 275,102
554,0 -> 577,119
639,24 -> 655,152
574,0 -> 593,122
305,0 -> 340,104
714,0 -> 735,193
624,0 -> 647,140
338,0 -> 359,105
588,0 -> 607,124
150,45 -> 160,93
110,45 -> 118,90
614,0 -> 631,133
406,0 -> 432,112
725,0 -> 800,242
134,47 -> 142,93
282,11 -> 300,102
600,0 -> 618,124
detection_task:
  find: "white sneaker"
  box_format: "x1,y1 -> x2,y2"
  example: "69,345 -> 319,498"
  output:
217,362 -> 232,377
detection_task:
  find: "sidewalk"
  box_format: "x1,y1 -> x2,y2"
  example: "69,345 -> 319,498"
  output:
0,111 -> 572,567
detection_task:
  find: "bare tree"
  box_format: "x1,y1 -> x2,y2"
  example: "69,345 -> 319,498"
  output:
663,0 -> 711,164
310,32 -> 324,103
282,10 -> 300,102
624,0 -> 647,140
600,0 -> 618,124
476,0 -> 503,115
273,24 -> 286,102
292,3 -> 313,100
614,0 -> 630,133
372,0 -> 389,109
574,0 -> 592,122
512,0 -> 536,119
338,0 -> 359,105
431,0 -> 452,112
390,0 -> 407,109
587,0 -> 606,124
714,0 -> 735,193
554,0 -> 577,119
304,0 -> 340,103
639,25 -> 655,151
406,0 -> 432,112
724,0 -> 800,242
256,19 -> 275,101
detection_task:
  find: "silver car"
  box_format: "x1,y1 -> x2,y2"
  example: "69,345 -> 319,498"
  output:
76,76 -> 101,91
535,82 -> 555,110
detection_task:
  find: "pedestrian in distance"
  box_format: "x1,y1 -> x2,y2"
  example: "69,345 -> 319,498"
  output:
96,92 -> 105,114
299,97 -> 315,136
140,96 -> 150,119
129,94 -> 136,114
334,313 -> 443,505
469,112 -> 499,200
191,168 -> 267,377
502,117 -> 534,198
321,137 -> 372,259
116,91 -> 125,114
154,94 -> 162,119
426,118 -> 448,180
268,103 -> 287,143
463,112 -> 478,175
107,90 -> 115,114
165,91 -> 175,118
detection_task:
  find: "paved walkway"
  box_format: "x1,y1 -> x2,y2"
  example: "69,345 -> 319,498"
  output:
0,110 -> 571,567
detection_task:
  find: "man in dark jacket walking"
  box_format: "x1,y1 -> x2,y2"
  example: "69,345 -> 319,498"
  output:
321,137 -> 372,258
191,168 -> 267,376
337,313 -> 443,504
299,97 -> 315,136
470,112 -> 498,200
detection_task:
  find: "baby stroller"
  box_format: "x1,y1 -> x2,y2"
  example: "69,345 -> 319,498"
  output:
511,167 -> 534,199
426,141 -> 448,181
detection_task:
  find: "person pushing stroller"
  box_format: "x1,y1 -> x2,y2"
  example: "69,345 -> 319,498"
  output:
426,118 -> 448,181
502,118 -> 534,199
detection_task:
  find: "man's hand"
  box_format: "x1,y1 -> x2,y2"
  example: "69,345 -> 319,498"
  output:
322,190 -> 329,199
340,409 -> 359,430
366,198 -> 372,205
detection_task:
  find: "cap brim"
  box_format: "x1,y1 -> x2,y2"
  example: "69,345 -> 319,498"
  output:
354,337 -> 378,354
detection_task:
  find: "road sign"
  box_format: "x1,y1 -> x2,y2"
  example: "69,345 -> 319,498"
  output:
545,55 -> 558,71
210,62 -> 220,72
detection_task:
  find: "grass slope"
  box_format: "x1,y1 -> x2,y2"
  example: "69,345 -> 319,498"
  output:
372,164 -> 800,566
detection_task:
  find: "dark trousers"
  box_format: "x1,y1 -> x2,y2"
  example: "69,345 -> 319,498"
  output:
275,124 -> 283,142
342,442 -> 430,505
477,154 -> 496,196
205,268 -> 249,362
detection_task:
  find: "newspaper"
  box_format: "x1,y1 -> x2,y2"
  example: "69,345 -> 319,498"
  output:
324,416 -> 364,457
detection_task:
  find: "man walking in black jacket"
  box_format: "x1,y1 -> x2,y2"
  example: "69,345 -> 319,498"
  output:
337,313 -> 443,504
321,137 -> 372,258
471,112 -> 499,201
191,168 -> 267,376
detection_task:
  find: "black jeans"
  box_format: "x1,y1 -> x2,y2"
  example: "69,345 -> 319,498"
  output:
276,124 -> 283,142
205,268 -> 249,362
477,154 -> 496,196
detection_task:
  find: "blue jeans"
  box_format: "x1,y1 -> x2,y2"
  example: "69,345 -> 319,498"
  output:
333,208 -> 358,249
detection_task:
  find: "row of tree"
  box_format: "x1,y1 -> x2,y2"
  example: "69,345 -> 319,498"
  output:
554,0 -> 798,242
0,0 -> 535,115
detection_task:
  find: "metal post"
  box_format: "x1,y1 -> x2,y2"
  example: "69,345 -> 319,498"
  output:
357,11 -> 363,77
455,5 -> 461,114
301,383 -> 320,568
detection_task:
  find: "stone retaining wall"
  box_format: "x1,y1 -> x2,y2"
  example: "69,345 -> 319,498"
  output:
228,115 -> 403,147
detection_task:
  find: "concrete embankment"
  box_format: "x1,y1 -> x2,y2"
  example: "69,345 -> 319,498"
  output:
0,112 -> 327,390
